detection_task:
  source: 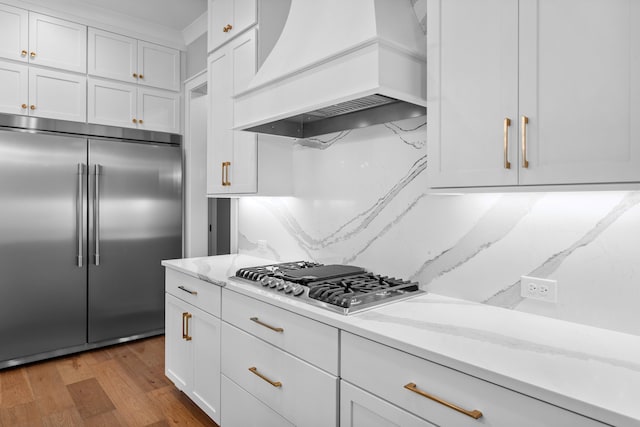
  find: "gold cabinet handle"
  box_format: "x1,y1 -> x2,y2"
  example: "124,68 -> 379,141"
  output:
178,285 -> 198,295
21,50 -> 27,56
223,24 -> 233,33
30,105 -> 36,110
404,383 -> 482,420
222,161 -> 231,186
139,74 -> 144,79
250,317 -> 284,333
133,73 -> 138,78
182,312 -> 192,341
30,52 -> 36,58
521,115 -> 529,168
503,118 -> 511,169
248,367 -> 282,388
21,103 -> 27,109
139,119 -> 144,124
132,118 -> 138,124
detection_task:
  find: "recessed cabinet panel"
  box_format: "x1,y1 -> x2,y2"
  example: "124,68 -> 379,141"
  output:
427,0 -> 518,188
0,4 -> 28,63
87,78 -> 137,129
138,88 -> 180,134
88,28 -> 137,83
138,41 -> 180,92
0,61 -> 28,115
518,0 -> 640,185
29,13 -> 87,73
29,67 -> 86,122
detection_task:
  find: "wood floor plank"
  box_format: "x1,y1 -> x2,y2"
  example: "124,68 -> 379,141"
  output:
67,378 -> 116,419
0,400 -> 42,427
56,355 -> 94,386
0,368 -> 34,409
128,337 -> 165,369
109,346 -> 169,392
40,407 -> 84,427
83,409 -> 130,427
92,359 -> 164,427
148,386 -> 218,427
26,360 -> 76,417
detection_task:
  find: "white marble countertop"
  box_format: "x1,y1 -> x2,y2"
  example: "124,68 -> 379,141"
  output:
162,254 -> 640,426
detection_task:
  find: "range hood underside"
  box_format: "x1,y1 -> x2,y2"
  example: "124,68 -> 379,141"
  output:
243,94 -> 426,139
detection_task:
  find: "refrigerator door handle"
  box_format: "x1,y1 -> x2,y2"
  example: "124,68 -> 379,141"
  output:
76,163 -> 86,267
94,164 -> 101,266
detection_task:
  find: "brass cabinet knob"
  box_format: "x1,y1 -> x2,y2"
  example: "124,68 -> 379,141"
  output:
30,52 -> 36,58
139,74 -> 144,79
139,119 -> 144,124
223,24 -> 233,33
132,118 -> 138,123
21,50 -> 27,56
133,73 -> 138,78
30,105 -> 36,110
21,104 -> 27,109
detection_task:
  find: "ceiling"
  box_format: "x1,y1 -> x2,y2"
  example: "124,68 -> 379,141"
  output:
79,0 -> 207,31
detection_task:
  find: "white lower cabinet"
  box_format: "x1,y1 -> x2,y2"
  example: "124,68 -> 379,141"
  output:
341,332 -> 607,427
88,77 -> 180,133
221,374 -> 294,427
165,271 -> 221,424
341,381 -> 435,427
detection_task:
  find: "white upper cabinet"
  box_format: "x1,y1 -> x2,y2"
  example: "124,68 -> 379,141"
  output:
428,0 -> 640,188
87,28 -> 137,83
0,61 -> 28,115
137,41 -> 180,91
88,78 -> 180,133
29,67 -> 86,122
0,4 -> 28,63
89,28 -> 180,92
208,0 -> 257,52
29,13 -> 87,73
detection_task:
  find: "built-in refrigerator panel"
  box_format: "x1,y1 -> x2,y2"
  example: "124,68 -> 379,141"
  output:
0,129 -> 88,362
87,139 -> 182,343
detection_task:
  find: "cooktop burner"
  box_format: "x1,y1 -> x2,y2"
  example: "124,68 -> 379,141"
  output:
234,261 -> 423,314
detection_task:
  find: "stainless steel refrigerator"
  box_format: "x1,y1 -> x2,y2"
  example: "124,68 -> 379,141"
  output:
0,118 -> 182,367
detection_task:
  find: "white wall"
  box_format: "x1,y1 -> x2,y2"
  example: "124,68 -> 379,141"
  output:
237,116 -> 640,337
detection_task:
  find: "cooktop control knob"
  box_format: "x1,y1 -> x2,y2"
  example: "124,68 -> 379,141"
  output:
292,284 -> 304,296
260,276 -> 271,287
270,278 -> 283,289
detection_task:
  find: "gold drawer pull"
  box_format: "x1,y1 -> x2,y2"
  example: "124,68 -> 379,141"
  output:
21,104 -> 27,109
139,74 -> 144,79
178,285 -> 198,295
133,73 -> 138,78
30,105 -> 36,110
521,115 -> 529,168
132,118 -> 138,124
182,312 -> 192,341
30,51 -> 36,58
404,382 -> 483,420
249,367 -> 282,388
250,317 -> 284,333
223,24 -> 233,33
503,117 -> 511,169
21,50 -> 27,56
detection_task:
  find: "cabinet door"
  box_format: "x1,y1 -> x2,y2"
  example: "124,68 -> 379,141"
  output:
427,0 -> 518,188
519,0 -> 640,185
208,0 -> 257,52
229,30 -> 258,193
0,61 -> 29,115
88,28 -> 137,83
28,13 -> 87,73
165,294 -> 193,392
87,78 -> 137,128
191,305 -> 221,424
0,4 -> 28,63
341,381 -> 435,427
137,87 -> 181,133
29,67 -> 86,122
137,41 -> 180,91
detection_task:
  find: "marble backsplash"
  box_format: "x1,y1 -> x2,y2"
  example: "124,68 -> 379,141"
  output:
237,116 -> 640,336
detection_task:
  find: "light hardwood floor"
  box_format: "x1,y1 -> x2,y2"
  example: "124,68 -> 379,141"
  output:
0,336 -> 219,427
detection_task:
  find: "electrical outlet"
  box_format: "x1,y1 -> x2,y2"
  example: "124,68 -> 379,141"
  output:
520,276 -> 557,303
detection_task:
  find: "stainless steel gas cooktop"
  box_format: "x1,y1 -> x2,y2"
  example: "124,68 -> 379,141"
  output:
232,261 -> 424,315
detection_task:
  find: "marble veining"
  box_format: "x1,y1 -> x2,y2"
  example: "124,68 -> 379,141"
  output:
239,114 -> 640,336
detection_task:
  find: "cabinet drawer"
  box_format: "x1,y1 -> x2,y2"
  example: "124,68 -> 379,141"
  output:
221,374 -> 294,427
222,289 -> 338,374
341,332 -> 607,427
222,322 -> 338,427
165,268 -> 221,317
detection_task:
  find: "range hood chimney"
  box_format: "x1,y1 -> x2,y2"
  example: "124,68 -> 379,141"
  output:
234,0 -> 426,139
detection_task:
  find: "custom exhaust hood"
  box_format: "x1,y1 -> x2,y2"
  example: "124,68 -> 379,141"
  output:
234,0 -> 427,139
